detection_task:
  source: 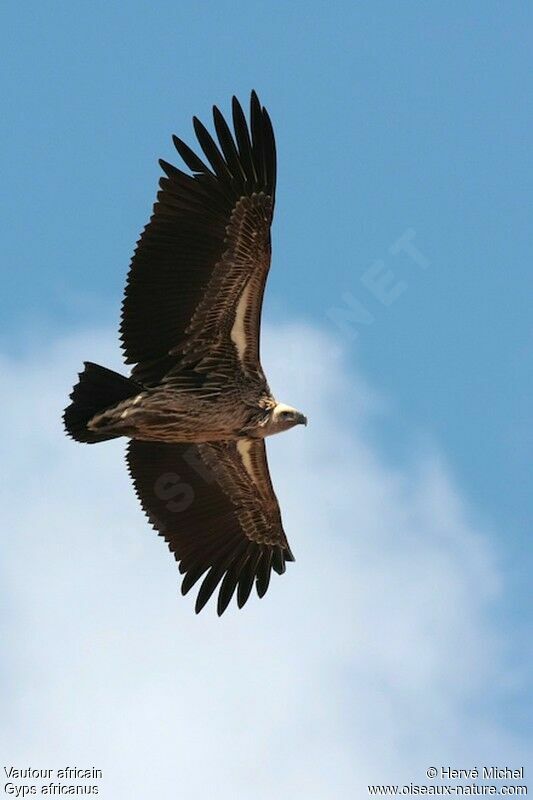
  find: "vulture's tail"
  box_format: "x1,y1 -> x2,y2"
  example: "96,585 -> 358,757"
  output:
63,362 -> 140,444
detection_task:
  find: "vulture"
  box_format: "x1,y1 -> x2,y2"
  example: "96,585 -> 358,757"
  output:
63,91 -> 307,615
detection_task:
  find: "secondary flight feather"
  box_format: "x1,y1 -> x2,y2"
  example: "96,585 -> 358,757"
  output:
63,91 -> 307,615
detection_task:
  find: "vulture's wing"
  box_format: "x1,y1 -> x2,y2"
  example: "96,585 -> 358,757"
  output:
120,91 -> 276,386
126,438 -> 294,614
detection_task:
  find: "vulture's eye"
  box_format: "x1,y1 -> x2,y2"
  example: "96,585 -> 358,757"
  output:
280,411 -> 292,418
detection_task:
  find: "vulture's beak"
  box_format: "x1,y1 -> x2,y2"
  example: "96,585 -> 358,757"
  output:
297,413 -> 308,427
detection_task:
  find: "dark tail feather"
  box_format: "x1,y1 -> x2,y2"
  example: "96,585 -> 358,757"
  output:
63,362 -> 141,443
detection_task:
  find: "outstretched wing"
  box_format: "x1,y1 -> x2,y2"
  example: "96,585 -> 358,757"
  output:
126,438 -> 294,615
120,91 -> 276,386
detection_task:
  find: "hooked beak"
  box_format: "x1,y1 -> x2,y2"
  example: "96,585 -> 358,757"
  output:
296,413 -> 308,427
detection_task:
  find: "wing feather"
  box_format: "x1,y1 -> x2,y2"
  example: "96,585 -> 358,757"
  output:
232,95 -> 257,185
171,134 -> 212,175
193,116 -> 233,183
213,105 -> 247,187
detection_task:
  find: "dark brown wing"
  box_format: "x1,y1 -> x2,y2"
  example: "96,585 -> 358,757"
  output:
126,438 -> 294,615
120,91 -> 276,386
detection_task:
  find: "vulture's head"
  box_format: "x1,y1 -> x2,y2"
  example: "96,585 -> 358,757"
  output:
266,403 -> 308,436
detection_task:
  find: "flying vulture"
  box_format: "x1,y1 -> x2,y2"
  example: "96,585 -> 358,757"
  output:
63,91 -> 307,615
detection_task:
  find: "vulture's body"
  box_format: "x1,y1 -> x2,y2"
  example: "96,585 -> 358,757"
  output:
63,92 -> 306,615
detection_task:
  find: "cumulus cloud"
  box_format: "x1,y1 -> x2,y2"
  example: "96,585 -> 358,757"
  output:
0,323 -> 529,798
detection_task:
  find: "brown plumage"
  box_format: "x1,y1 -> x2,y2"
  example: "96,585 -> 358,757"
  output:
63,91 -> 306,614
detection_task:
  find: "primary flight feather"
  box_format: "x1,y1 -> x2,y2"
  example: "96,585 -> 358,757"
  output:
63,91 -> 307,615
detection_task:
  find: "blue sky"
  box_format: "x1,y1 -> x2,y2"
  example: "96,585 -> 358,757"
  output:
1,2 -> 531,794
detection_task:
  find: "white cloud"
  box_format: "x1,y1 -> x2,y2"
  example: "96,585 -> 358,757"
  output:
0,323 -> 529,798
